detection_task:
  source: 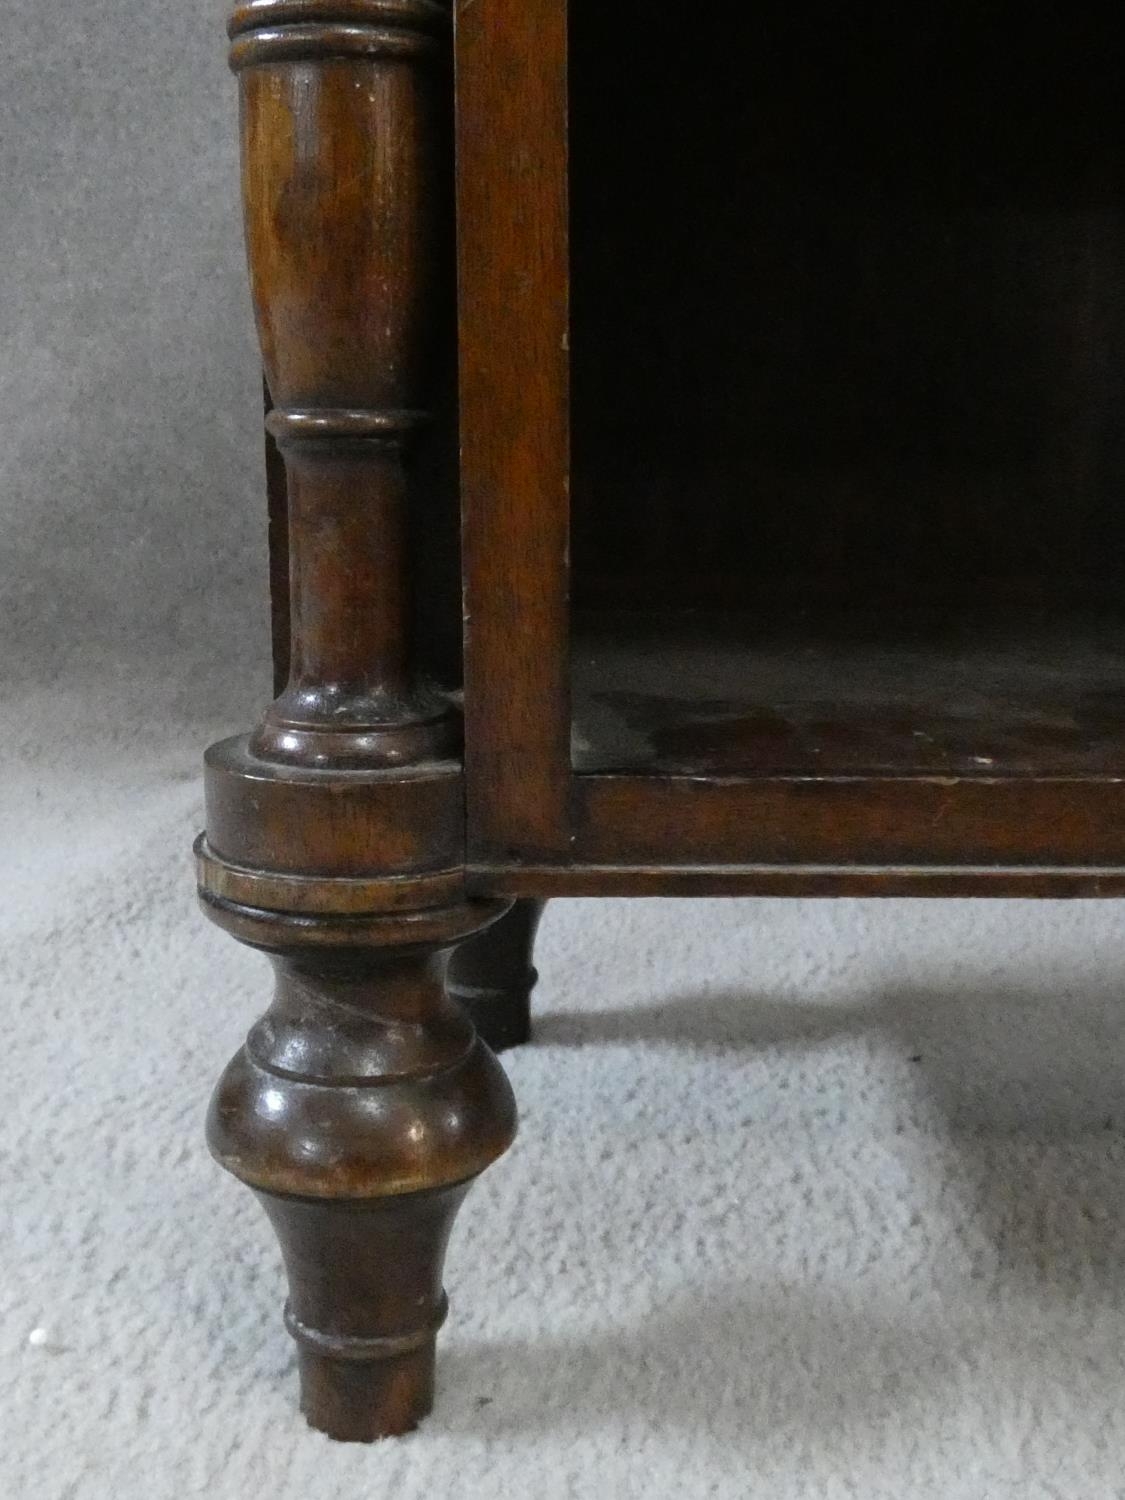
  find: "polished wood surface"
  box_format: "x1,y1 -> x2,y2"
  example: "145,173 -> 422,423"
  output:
235,0 -> 454,771
455,0 -> 1125,889
198,0 -> 1125,1444
199,0 -> 516,1443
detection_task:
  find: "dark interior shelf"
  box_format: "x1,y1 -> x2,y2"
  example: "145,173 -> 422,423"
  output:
571,609 -> 1125,779
564,11 -> 1125,799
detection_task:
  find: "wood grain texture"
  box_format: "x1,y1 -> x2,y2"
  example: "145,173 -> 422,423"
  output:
198,0 -> 1125,1451
236,0 -> 455,770
259,1185 -> 469,1442
453,1 -> 1125,881
206,927 -> 516,1441
574,775 -> 1125,869
200,0 -> 516,1442
456,0 -> 572,860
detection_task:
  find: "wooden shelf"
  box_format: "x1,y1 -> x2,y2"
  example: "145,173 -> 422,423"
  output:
571,609 -> 1125,780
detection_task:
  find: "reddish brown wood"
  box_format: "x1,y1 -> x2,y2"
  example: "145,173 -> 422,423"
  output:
571,610 -> 1125,780
467,863 -> 1125,900
200,0 -> 517,1443
235,0 -> 455,772
456,0 -> 572,861
260,1186 -> 471,1442
203,735 -> 464,877
454,0 -> 1125,885
200,0 -> 1125,1447
205,923 -> 516,1441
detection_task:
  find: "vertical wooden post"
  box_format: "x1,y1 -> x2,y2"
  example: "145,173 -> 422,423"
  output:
197,0 -> 516,1441
230,0 -> 455,770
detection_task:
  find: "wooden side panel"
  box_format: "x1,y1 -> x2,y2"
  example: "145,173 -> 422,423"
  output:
455,0 -> 572,861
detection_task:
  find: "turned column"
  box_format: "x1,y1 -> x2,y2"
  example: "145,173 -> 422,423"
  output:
197,0 -> 516,1441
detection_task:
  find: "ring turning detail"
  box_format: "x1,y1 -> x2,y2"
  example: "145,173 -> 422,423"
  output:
198,0 -> 519,1442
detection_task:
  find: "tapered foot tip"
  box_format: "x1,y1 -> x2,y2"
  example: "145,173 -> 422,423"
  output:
297,1345 -> 436,1442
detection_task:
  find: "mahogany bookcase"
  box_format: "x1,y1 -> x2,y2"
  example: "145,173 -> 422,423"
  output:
197,0 -> 1125,1440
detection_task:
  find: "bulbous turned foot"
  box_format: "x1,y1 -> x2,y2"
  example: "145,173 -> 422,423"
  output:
448,899 -> 546,1051
202,899 -> 517,1441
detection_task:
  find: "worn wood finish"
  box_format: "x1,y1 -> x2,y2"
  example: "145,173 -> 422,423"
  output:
201,0 -> 1125,1444
564,608 -> 1125,872
448,899 -> 547,1051
454,0 -> 1125,887
200,0 -> 517,1442
572,610 -> 1125,780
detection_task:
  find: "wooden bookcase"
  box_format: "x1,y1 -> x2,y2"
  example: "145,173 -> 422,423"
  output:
459,0 -> 1125,893
198,0 -> 1125,1444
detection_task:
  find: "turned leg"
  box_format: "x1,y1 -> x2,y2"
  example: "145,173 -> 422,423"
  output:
265,1187 -> 470,1440
448,898 -> 546,1051
200,914 -> 516,1440
198,0 -> 514,1440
